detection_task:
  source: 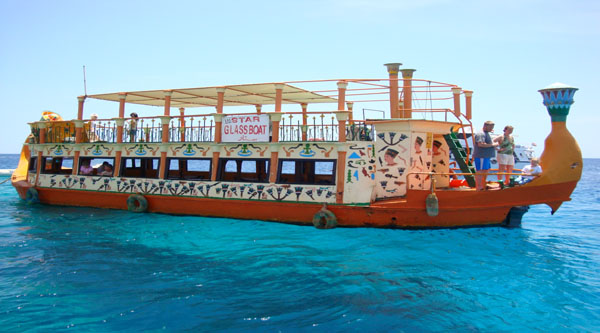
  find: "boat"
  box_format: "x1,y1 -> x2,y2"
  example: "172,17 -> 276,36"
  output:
10,63 -> 583,228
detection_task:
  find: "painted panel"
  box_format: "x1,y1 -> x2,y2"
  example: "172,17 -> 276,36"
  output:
168,143 -> 213,157
36,174 -> 336,204
431,136 -> 450,187
409,132 -> 432,190
342,142 -> 376,204
221,144 -> 270,158
43,144 -> 75,157
81,144 -> 117,157
374,131 -> 411,198
279,143 -> 337,159
122,144 -> 162,157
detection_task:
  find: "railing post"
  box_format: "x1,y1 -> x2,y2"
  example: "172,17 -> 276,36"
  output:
37,121 -> 47,144
160,116 -> 171,143
346,101 -> 354,122
335,111 -> 350,142
301,103 -> 308,141
269,112 -> 283,143
114,118 -> 125,144
213,113 -> 223,143
452,87 -> 462,118
464,90 -> 473,120
179,107 -> 186,142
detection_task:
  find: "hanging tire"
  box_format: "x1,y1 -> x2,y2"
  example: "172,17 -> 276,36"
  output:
25,187 -> 39,204
312,208 -> 337,229
127,194 -> 148,213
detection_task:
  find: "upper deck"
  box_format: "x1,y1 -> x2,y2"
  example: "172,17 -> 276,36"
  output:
27,66 -> 474,146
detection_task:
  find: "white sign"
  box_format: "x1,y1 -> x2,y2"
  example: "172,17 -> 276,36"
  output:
222,114 -> 270,142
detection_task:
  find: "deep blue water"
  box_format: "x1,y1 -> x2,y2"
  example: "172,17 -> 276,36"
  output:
1,153 -> 599,332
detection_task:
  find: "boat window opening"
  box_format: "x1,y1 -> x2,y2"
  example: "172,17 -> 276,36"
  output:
217,158 -> 269,183
41,157 -> 74,175
28,157 -> 37,172
277,159 -> 336,185
120,158 -> 160,179
166,158 -> 211,180
78,157 -> 116,176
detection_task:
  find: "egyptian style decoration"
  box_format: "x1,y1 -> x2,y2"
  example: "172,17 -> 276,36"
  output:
82,144 -> 115,157
342,142 -> 376,203
35,174 -> 336,204
539,83 -> 578,122
373,131 -> 410,198
44,144 -> 74,156
409,132 -> 432,190
430,137 -> 450,187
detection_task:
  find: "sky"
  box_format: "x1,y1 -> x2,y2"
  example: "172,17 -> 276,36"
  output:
1,0 -> 599,157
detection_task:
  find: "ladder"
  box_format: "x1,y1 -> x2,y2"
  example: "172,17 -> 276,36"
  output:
443,132 -> 476,187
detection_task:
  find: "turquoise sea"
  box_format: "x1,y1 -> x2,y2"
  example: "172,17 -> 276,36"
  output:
1,153 -> 599,332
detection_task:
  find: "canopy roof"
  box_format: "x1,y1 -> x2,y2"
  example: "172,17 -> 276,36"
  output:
88,83 -> 338,108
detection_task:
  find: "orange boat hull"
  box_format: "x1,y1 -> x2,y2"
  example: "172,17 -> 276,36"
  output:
25,180 -> 576,228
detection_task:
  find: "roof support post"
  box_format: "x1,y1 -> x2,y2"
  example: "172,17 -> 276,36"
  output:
216,87 -> 226,114
384,63 -> 402,118
256,105 -> 262,114
400,69 -> 416,118
452,87 -> 462,118
275,84 -> 284,112
464,90 -> 473,120
118,93 -> 126,118
337,81 -> 348,112
77,96 -> 85,120
163,90 -> 172,116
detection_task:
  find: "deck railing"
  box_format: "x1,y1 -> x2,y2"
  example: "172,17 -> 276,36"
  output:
169,115 -> 215,142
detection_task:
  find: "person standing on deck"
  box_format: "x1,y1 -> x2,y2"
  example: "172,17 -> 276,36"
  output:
494,125 -> 515,184
473,121 -> 498,190
128,113 -> 138,142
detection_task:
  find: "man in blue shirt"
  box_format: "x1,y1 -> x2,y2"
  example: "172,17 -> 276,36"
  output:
473,121 -> 498,190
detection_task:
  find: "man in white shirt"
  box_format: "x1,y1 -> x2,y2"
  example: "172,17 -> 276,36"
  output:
520,157 -> 542,184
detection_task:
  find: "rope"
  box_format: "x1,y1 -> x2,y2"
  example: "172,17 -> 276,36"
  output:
0,178 -> 11,185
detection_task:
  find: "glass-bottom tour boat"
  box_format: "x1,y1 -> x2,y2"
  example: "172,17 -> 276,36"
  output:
11,63 -> 582,228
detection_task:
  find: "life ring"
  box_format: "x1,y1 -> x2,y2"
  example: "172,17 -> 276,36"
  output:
127,194 -> 148,213
25,187 -> 40,204
312,208 -> 337,229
